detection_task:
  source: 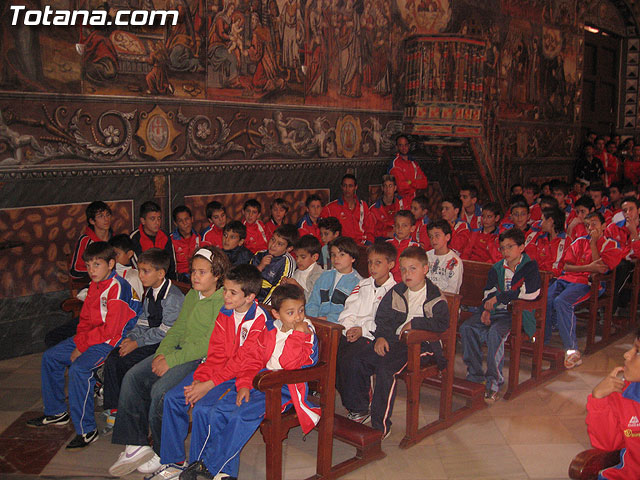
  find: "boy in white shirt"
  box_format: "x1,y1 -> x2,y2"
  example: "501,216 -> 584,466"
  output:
281,234 -> 324,301
426,220 -> 463,294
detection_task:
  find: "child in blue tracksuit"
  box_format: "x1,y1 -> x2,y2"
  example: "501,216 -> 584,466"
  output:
27,242 -> 140,449
180,283 -> 319,480
306,236 -> 363,323
251,224 -> 298,304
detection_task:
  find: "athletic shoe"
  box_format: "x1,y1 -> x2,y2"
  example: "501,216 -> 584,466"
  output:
382,427 -> 392,441
108,445 -> 155,477
66,429 -> 98,450
144,463 -> 186,480
137,454 -> 163,474
564,350 -> 583,369
179,461 -> 214,480
347,410 -> 370,424
484,390 -> 500,404
26,412 -> 70,427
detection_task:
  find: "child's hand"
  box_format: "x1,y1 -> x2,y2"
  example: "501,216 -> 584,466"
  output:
119,338 -> 138,357
590,258 -> 608,274
592,366 -> 625,399
184,380 -> 214,406
481,310 -> 491,325
483,296 -> 498,312
294,320 -> 311,334
346,326 -> 362,342
70,348 -> 81,362
374,337 -> 389,356
236,387 -> 251,406
258,254 -> 273,271
282,277 -> 302,289
151,354 -> 170,377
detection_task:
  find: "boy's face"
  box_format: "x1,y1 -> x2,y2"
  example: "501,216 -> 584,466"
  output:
320,227 -> 339,245
499,238 -> 525,264
589,190 -> 603,208
552,189 -> 567,208
575,205 -> 591,221
368,252 -> 393,283
481,210 -> 499,230
523,188 -> 536,205
541,215 -> 554,234
441,201 -> 458,223
382,180 -> 397,198
222,229 -> 243,250
609,187 -> 621,203
511,186 -> 523,196
511,207 -> 530,230
90,209 -> 112,231
209,209 -> 227,229
427,227 -> 450,251
399,256 -> 428,291
341,178 -> 357,199
113,247 -> 133,266
394,216 -> 415,240
174,211 -> 193,237
243,206 -> 260,224
273,298 -> 305,331
294,248 -> 318,271
541,185 -> 551,196
141,211 -> 162,235
138,261 -> 166,289
268,233 -> 291,257
410,201 -> 427,221
623,201 -> 640,224
307,200 -> 322,220
87,257 -> 115,283
459,190 -> 475,209
586,216 -> 604,238
271,203 -> 287,224
623,338 -> 640,382
396,137 -> 410,156
330,246 -> 354,273
191,257 -> 218,295
222,278 -> 255,311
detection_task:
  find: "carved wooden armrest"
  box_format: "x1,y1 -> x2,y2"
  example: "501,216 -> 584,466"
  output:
61,298 -> 82,314
568,448 -> 620,480
253,363 -> 326,391
401,329 -> 445,345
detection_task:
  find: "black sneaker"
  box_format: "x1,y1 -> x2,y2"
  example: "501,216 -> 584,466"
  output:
26,412 -> 70,427
65,429 -> 98,450
347,410 -> 370,423
179,461 -> 213,480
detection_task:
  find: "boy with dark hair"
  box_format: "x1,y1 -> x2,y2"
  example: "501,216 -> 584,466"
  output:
337,242 -> 397,422
541,181 -> 552,197
180,283 -> 318,480
441,196 -> 471,254
511,183 -> 524,196
242,198 -> 268,254
460,229 -> 541,403
130,201 -> 176,280
282,234 -> 324,300
546,212 -> 622,369
387,210 -> 419,281
370,174 -> 406,239
298,194 -> 323,241
251,223 -> 298,304
529,207 -> 568,278
389,134 -> 428,203
70,201 -> 113,280
410,194 -> 431,250
171,206 -> 200,282
462,202 -> 502,263
566,195 -> 595,240
29,242 -> 140,449
102,248 -> 184,425
318,216 -> 342,269
459,184 -> 482,231
608,181 -> 624,215
265,197 -> 290,240
500,197 -> 531,233
108,234 -> 144,304
159,264 -> 268,477
306,236 -> 363,323
221,220 -> 253,265
426,220 -> 463,294
587,183 -> 612,221
201,201 -> 227,248
524,182 -> 542,223
346,246 -> 449,436
551,180 -> 573,218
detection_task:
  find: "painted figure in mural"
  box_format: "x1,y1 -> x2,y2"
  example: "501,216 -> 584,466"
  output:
208,1 -> 242,88
248,12 -> 284,92
227,12 -> 246,70
280,0 -> 303,83
79,3 -> 118,86
165,0 -> 203,73
305,0 -> 328,96
528,36 -> 540,104
337,0 -> 364,98
146,43 -> 175,95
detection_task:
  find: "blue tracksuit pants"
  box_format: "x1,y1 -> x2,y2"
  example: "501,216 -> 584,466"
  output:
545,279 -> 592,351
41,336 -> 113,434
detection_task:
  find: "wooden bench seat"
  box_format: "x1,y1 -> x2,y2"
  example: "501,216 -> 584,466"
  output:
568,448 -> 621,479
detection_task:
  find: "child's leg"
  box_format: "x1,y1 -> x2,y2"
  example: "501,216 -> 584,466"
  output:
339,341 -> 380,414
485,311 -> 512,393
67,342 -> 113,434
370,342 -> 409,434
459,311 -> 489,384
544,279 -> 565,343
336,336 -> 373,411
103,344 -> 158,410
553,281 -> 591,351
159,372 -> 196,464
41,337 -> 76,416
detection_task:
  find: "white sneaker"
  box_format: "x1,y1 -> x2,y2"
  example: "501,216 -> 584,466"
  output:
144,463 -> 185,480
108,445 -> 155,477
137,453 -> 162,473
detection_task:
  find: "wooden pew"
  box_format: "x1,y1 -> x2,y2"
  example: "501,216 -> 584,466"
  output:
254,312 -> 385,480
568,448 -> 621,479
399,292 -> 466,449
581,270 -> 618,354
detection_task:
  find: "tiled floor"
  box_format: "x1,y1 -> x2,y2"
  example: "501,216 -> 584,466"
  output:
0,334 -> 630,479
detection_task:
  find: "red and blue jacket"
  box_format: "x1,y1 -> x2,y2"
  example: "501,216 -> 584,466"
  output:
201,224 -> 223,248
388,154 -> 428,202
386,236 -> 420,282
321,197 -> 375,245
461,204 -> 483,232
605,219 -> 640,260
413,214 -> 431,251
243,220 -> 268,254
559,235 -> 623,285
461,228 -> 500,263
297,213 -> 321,241
171,228 -> 200,275
370,195 -> 406,239
69,226 -> 111,280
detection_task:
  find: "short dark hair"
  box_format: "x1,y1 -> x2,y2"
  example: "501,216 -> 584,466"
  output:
382,174 -> 397,185
341,173 -> 358,185
86,201 -> 111,227
587,183 -> 607,195
82,241 -> 116,264
524,182 -> 539,194
482,202 -> 502,217
206,201 -> 225,219
510,183 -> 524,193
399,245 -> 428,265
191,246 -> 231,289
539,195 -> 559,209
138,248 -> 171,273
622,183 -> 637,196
459,184 -> 478,198
329,236 -> 359,262
243,199 -> 262,213
541,181 -> 551,191
396,134 -> 410,144
427,219 -> 452,236
395,209 -> 415,225
273,224 -> 299,247
305,194 -> 322,208
575,196 -> 595,211
109,233 -> 135,252
272,198 -> 290,213
172,205 -> 192,222
318,216 -> 342,235
140,201 -> 161,219
499,228 -> 525,246
550,180 -> 569,196
609,181 -> 624,193
442,196 -> 462,212
223,220 -> 247,240
226,264 -> 263,297
412,195 -> 429,211
509,195 -> 528,209
270,283 -> 306,310
368,242 -> 397,263
622,197 -> 640,209
585,211 -> 605,224
542,207 -> 565,234
295,234 -> 322,258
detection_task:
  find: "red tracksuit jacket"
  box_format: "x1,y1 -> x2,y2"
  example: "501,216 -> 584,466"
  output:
388,154 -> 428,202
243,220 -> 268,254
605,219 -> 640,260
370,195 -> 406,239
201,224 -> 223,248
559,235 -> 623,285
387,236 -> 420,281
321,197 -> 375,245
461,229 -> 500,263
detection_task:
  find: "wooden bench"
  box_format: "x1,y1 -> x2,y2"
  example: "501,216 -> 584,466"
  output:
568,448 -> 621,479
253,314 -> 385,480
459,260 -> 561,400
579,270 -> 619,355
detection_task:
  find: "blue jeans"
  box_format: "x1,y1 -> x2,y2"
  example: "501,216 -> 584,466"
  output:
545,279 -> 591,351
111,354 -> 201,455
460,310 -> 512,393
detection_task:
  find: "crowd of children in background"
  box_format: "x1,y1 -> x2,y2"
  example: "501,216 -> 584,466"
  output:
27,131 -> 640,479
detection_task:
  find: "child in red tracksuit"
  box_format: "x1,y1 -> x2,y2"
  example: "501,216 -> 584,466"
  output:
242,199 -> 268,253
386,210 -> 420,281
201,201 -> 227,248
170,206 -> 200,282
528,207 -> 568,278
586,329 -> 640,479
462,202 -> 502,263
370,175 -> 406,239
